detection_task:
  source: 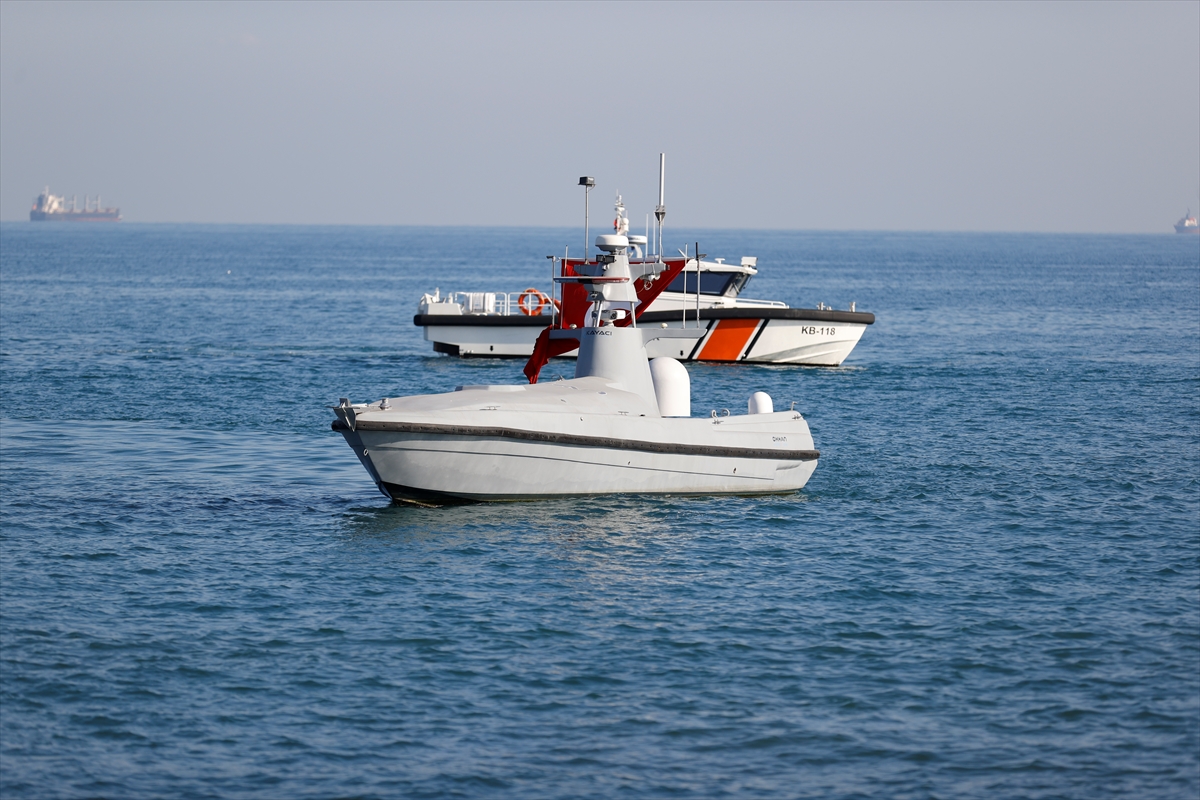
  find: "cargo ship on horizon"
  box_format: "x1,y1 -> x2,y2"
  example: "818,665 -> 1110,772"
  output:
1175,210 -> 1198,234
30,188 -> 120,222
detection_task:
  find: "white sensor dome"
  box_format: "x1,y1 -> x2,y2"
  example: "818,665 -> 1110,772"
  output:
650,357 -> 691,417
595,234 -> 629,252
748,391 -> 774,414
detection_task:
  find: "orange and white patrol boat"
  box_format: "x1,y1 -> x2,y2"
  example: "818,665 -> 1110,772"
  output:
416,170 -> 874,366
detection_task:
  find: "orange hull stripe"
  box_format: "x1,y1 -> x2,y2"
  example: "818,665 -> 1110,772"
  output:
698,318 -> 760,361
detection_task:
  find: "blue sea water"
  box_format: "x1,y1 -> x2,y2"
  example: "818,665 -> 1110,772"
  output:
1,223 -> 1197,799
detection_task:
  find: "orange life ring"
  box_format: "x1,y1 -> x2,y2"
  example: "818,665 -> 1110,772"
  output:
518,288 -> 552,316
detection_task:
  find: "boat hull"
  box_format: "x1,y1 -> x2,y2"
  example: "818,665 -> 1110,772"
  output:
334,418 -> 818,502
420,314 -> 555,357
415,308 -> 874,366
30,210 -> 121,222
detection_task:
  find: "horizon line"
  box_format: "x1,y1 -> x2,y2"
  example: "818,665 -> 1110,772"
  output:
0,220 -> 1192,236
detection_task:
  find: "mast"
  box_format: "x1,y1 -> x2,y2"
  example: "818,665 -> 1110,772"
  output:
654,153 -> 666,260
579,176 -> 595,262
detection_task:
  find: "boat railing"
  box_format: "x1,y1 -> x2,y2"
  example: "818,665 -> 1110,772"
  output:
725,298 -> 789,309
652,292 -> 789,310
427,291 -> 556,317
422,288 -> 788,316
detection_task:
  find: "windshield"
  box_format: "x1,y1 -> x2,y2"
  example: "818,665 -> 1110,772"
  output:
666,272 -> 741,296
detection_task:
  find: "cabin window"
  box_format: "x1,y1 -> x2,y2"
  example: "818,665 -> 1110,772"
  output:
666,272 -> 740,296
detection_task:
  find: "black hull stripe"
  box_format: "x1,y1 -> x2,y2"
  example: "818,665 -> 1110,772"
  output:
687,320 -> 711,360
741,319 -> 769,361
639,308 -> 875,324
381,481 -> 805,505
333,420 -> 819,461
415,308 -> 875,327
379,481 -> 806,505
415,314 -> 555,327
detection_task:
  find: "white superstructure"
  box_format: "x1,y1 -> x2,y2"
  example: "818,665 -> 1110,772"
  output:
29,187 -> 121,221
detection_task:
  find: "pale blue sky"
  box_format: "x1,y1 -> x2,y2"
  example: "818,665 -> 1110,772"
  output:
1,1 -> 1197,231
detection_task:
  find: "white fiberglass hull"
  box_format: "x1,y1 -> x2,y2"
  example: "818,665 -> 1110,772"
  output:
340,425 -> 817,501
423,319 -> 552,357
332,381 -> 818,503
417,309 -> 873,366
641,315 -> 868,366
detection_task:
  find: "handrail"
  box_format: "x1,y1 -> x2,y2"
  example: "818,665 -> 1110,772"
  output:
434,291 -> 559,317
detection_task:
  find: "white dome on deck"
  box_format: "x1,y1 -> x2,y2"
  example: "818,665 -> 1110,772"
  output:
595,234 -> 629,252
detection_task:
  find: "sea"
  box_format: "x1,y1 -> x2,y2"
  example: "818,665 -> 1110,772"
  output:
1,223 -> 1197,799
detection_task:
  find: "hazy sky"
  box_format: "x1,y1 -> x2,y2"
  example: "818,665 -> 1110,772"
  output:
2,1 -> 1197,231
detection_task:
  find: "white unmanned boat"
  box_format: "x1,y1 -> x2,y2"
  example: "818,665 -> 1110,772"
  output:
334,222 -> 819,503
416,160 -> 874,366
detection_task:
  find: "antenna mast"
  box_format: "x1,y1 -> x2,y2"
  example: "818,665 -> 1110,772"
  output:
654,153 -> 666,260
579,176 -> 595,262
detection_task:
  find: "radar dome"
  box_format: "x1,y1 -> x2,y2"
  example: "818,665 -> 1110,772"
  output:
595,234 -> 629,252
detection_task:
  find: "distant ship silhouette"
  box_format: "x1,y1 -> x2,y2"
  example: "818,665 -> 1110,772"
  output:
30,187 -> 120,222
